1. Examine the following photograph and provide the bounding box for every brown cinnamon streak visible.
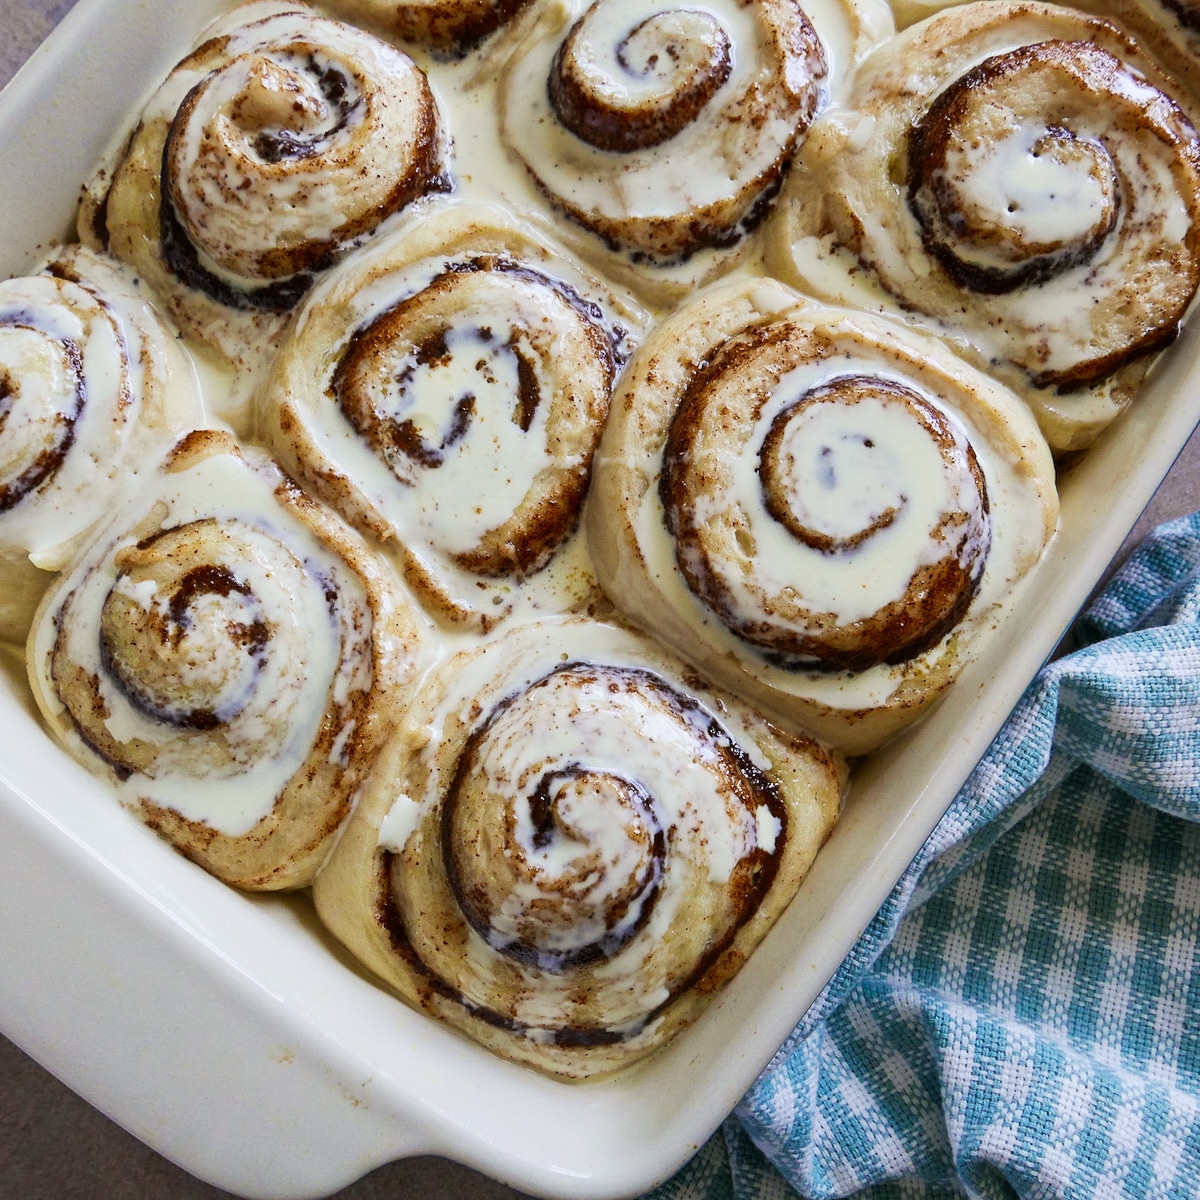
[0,321,84,512]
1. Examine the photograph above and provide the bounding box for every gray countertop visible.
[1,3,1198,1197]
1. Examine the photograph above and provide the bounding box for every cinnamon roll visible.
[320,0,535,55]
[0,248,203,644]
[588,278,1059,756]
[499,0,891,301]
[26,429,426,890]
[768,1,1200,452]
[260,205,640,632]
[313,616,844,1078]
[84,1,448,366]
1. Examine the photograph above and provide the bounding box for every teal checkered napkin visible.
[649,511,1200,1200]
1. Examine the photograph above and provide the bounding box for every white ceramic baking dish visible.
[2,2,1199,1198]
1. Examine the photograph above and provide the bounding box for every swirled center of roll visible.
[550,4,734,152]
[907,42,1129,294]
[241,53,354,162]
[759,381,920,555]
[661,326,993,671]
[504,0,826,259]
[101,539,270,731]
[65,515,324,781]
[167,46,362,280]
[451,762,665,970]
[161,13,444,301]
[436,661,779,985]
[334,290,540,492]
[0,316,85,512]
[330,257,613,579]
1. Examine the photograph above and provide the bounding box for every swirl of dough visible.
[769,1,1200,452]
[0,248,202,644]
[27,429,427,890]
[322,0,534,54]
[501,0,828,266]
[263,206,637,631]
[312,617,844,1078]
[588,278,1059,755]
[91,4,448,363]
[549,6,735,152]
[661,359,991,672]
[905,45,1127,297]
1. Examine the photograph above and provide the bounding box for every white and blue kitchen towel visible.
[648,511,1200,1200]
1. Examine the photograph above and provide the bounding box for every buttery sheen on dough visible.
[768,0,1200,452]
[588,278,1059,755]
[27,429,427,890]
[313,616,845,1079]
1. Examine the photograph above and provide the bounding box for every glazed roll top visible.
[313,617,844,1078]
[162,9,443,293]
[27,429,426,890]
[0,248,202,642]
[95,2,448,360]
[661,335,991,672]
[501,0,829,262]
[263,207,635,631]
[588,278,1059,755]
[770,1,1200,451]
[904,36,1199,388]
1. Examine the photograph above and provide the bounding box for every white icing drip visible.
[328,718,356,766]
[755,803,781,854]
[378,791,423,852]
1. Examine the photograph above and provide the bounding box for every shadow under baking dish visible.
[1,1,1199,1197]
